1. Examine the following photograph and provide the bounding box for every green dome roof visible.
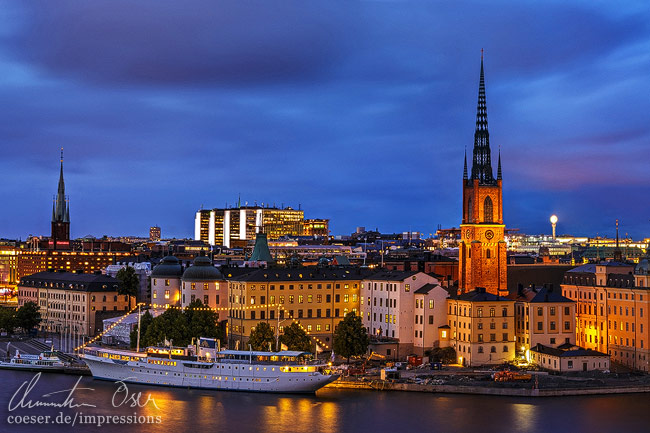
[151,255,182,278]
[635,259,649,275]
[182,255,222,281]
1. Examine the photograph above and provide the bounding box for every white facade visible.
[151,276,181,308]
[361,271,445,353]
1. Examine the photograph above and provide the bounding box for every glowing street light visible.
[550,215,558,240]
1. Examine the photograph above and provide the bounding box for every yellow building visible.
[561,261,649,371]
[18,270,133,337]
[446,288,515,366]
[227,267,372,349]
[511,285,576,359]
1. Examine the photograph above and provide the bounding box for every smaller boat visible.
[0,350,67,372]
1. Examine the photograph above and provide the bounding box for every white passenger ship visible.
[0,350,67,372]
[80,338,338,393]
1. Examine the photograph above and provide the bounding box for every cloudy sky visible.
[0,0,648,240]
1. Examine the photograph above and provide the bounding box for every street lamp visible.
[550,215,558,241]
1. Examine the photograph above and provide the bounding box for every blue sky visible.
[0,1,648,239]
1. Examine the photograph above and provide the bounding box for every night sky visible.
[1,1,648,240]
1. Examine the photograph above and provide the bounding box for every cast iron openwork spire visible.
[470,50,495,185]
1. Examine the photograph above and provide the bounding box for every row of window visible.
[450,305,509,317]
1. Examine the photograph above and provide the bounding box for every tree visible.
[15,301,41,333]
[427,347,457,364]
[248,322,275,351]
[0,307,16,334]
[143,308,188,347]
[333,312,369,363]
[116,266,139,301]
[185,299,222,342]
[280,322,312,352]
[130,311,154,349]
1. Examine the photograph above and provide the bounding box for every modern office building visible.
[194,205,308,248]
[149,226,161,241]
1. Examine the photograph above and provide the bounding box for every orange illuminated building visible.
[458,54,507,296]
[561,261,649,371]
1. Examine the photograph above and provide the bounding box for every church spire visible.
[497,147,502,180]
[463,147,468,180]
[470,50,495,184]
[53,147,67,222]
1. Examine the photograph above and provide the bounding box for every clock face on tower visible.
[485,230,494,240]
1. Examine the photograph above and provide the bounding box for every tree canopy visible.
[280,322,312,353]
[248,322,275,351]
[15,301,41,333]
[333,311,369,363]
[116,266,139,300]
[130,300,222,349]
[0,307,17,334]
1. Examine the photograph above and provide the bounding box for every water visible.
[0,370,648,433]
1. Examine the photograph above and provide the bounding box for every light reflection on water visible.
[0,371,647,433]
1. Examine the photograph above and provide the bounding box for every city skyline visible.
[0,1,649,239]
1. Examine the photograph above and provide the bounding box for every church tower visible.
[51,148,70,249]
[458,53,507,296]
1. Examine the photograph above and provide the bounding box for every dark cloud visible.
[0,1,648,239]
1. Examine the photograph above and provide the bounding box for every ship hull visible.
[82,355,338,394]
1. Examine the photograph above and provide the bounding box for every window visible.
[405,284,410,292]
[564,306,570,315]
[564,321,570,331]
[204,295,209,304]
[191,283,196,290]
[289,295,294,304]
[298,295,304,304]
[550,307,556,316]
[490,346,496,353]
[477,322,483,330]
[502,308,507,317]
[477,308,483,317]
[478,334,484,342]
[279,296,285,304]
[490,334,496,342]
[484,196,493,223]
[478,346,484,353]
[317,294,322,303]
[429,300,434,309]
[344,294,349,302]
[550,321,556,331]
[489,308,495,317]
[153,292,157,299]
[568,360,573,369]
[429,315,433,325]
[537,307,543,316]
[164,290,170,299]
[502,333,508,341]
[502,346,508,353]
[250,296,256,305]
[165,279,170,286]
[537,322,543,331]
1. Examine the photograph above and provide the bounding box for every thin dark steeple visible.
[497,147,502,180]
[470,49,495,185]
[53,148,67,223]
[463,147,468,180]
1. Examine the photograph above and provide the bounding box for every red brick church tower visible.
[51,148,70,249]
[458,54,507,296]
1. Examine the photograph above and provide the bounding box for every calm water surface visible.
[0,370,648,433]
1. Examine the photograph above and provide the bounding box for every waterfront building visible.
[446,288,516,366]
[194,205,306,248]
[149,226,161,241]
[150,255,182,308]
[227,267,373,349]
[181,255,227,316]
[529,344,610,372]
[17,270,132,336]
[0,243,18,292]
[510,285,576,359]
[561,261,649,371]
[458,54,507,296]
[360,271,448,356]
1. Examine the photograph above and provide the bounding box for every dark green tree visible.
[280,322,312,352]
[143,308,189,347]
[130,311,154,349]
[0,307,16,334]
[15,301,41,333]
[333,312,369,363]
[426,347,457,364]
[185,299,222,342]
[116,266,139,301]
[248,322,275,351]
